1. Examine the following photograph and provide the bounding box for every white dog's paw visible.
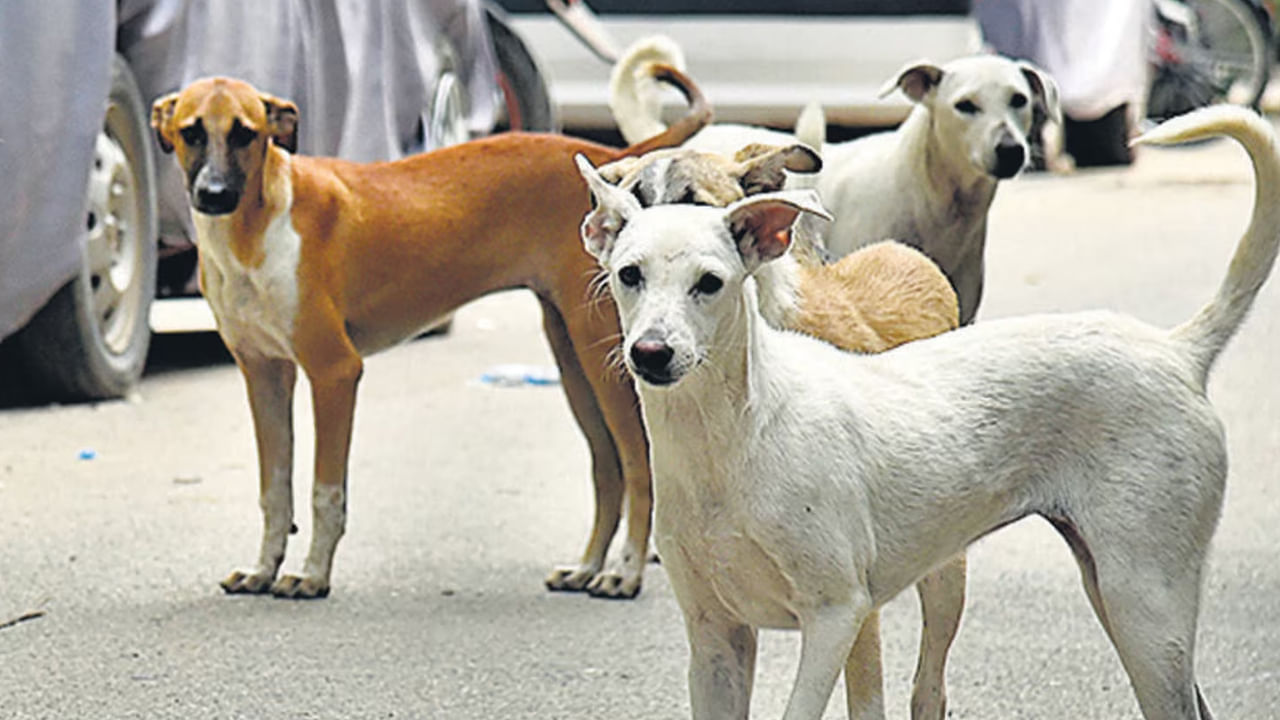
[220,568,276,595]
[270,573,330,600]
[586,570,642,600]
[544,564,598,593]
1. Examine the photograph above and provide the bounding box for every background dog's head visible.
[885,55,1060,180]
[577,154,829,388]
[151,77,298,216]
[598,144,822,208]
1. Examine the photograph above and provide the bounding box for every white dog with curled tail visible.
[574,103,1278,720]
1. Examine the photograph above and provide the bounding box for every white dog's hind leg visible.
[910,556,967,720]
[1053,514,1211,719]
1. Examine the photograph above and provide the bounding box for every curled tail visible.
[609,35,688,145]
[614,63,711,158]
[1135,105,1280,380]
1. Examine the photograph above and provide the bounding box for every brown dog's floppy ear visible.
[881,61,944,103]
[260,93,299,153]
[151,92,180,154]
[733,143,822,196]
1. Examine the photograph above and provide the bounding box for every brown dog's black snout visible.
[630,337,676,385]
[194,182,241,216]
[993,136,1026,179]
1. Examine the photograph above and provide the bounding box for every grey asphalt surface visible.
[2,131,1279,719]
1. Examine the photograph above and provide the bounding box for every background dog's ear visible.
[724,190,831,269]
[150,93,179,154]
[260,93,299,153]
[1017,61,1062,125]
[575,154,642,260]
[596,156,643,185]
[733,144,822,196]
[882,61,944,103]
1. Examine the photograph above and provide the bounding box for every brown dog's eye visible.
[179,122,206,146]
[1010,92,1028,109]
[228,121,257,149]
[954,100,980,115]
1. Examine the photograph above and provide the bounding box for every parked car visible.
[0,0,551,403]
[495,0,981,132]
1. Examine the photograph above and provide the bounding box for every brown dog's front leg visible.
[272,341,363,600]
[222,355,297,595]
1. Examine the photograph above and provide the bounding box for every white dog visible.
[610,37,1060,324]
[575,104,1276,719]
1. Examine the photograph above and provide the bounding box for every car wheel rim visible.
[85,103,146,357]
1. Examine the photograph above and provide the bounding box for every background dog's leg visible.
[558,292,652,599]
[539,299,624,593]
[221,356,297,594]
[910,555,967,720]
[785,597,872,720]
[843,611,886,720]
[273,332,363,600]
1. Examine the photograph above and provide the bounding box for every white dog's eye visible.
[618,265,643,288]
[692,272,723,296]
[954,99,980,115]
[1010,92,1028,109]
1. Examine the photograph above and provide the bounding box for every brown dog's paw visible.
[269,574,330,600]
[544,564,598,593]
[220,569,275,595]
[586,571,641,600]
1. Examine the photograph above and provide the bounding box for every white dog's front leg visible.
[783,597,872,720]
[687,612,757,720]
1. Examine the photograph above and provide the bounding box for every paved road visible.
[1,132,1278,719]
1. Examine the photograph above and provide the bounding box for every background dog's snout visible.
[630,339,675,380]
[993,137,1026,178]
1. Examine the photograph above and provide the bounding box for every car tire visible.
[485,3,557,132]
[11,54,158,401]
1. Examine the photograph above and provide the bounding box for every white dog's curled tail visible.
[610,35,687,145]
[1136,105,1280,380]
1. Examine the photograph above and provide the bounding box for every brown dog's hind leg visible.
[556,292,652,599]
[539,298,627,593]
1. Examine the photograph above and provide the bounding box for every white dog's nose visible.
[630,338,675,385]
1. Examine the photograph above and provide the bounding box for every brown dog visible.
[597,144,965,719]
[150,69,709,599]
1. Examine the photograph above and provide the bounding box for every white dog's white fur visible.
[576,104,1278,720]
[610,37,1060,325]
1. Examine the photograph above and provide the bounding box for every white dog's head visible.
[576,154,830,388]
[884,55,1060,180]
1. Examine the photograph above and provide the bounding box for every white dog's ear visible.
[576,153,642,260]
[724,190,832,269]
[1017,61,1062,125]
[881,61,944,102]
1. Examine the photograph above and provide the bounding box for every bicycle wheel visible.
[1187,0,1271,108]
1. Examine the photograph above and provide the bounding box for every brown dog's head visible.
[597,143,821,209]
[151,77,298,216]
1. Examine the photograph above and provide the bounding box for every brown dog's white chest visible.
[194,207,302,360]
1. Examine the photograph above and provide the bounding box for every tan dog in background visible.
[597,144,964,718]
[150,70,709,599]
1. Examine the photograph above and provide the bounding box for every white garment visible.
[976,0,1151,120]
